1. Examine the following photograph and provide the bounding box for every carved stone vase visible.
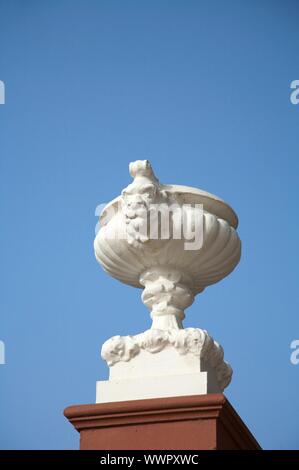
[94,160,241,402]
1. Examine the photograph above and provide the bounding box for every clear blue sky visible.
[1,0,299,450]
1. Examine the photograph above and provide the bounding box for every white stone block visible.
[96,370,221,403]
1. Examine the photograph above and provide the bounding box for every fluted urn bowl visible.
[94,160,241,329]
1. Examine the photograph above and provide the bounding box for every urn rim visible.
[100,183,238,229]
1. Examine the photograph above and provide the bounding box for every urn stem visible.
[139,267,194,331]
[151,314,184,330]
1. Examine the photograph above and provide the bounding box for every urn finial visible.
[129,159,159,182]
[94,160,241,403]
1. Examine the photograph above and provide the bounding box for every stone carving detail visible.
[101,335,139,366]
[140,267,194,329]
[135,329,169,353]
[170,328,207,356]
[101,328,232,391]
[121,160,167,248]
[94,159,241,304]
[95,160,241,396]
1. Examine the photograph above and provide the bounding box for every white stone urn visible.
[94,160,241,403]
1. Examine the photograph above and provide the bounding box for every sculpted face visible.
[121,180,159,246]
[185,329,205,355]
[122,182,157,210]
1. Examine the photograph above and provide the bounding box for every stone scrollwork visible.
[170,328,207,356]
[136,329,169,353]
[101,328,232,391]
[101,335,139,367]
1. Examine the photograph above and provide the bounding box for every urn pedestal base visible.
[96,371,220,403]
[64,394,261,450]
[99,328,232,403]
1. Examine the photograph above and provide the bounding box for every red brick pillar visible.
[64,394,261,450]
